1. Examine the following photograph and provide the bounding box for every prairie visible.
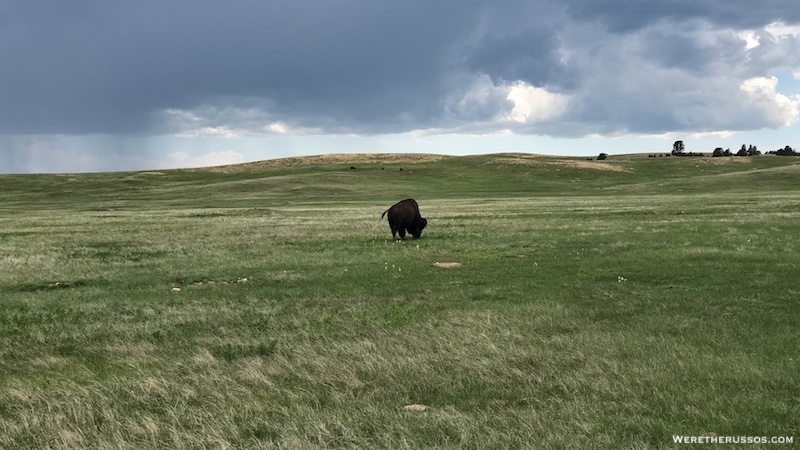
[0,153,798,449]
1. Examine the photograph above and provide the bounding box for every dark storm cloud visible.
[564,0,800,32]
[1,0,799,139]
[1,0,480,134]
[462,26,579,91]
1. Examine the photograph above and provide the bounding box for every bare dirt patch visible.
[550,160,631,172]
[492,154,630,172]
[307,153,448,164]
[434,262,462,269]
[124,171,167,180]
[490,154,547,166]
[702,157,753,165]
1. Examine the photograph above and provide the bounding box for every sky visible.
[2,0,800,174]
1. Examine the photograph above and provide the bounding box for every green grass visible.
[0,153,798,448]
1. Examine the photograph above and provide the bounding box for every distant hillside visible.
[1,153,799,211]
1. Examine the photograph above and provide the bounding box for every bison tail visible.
[381,209,389,219]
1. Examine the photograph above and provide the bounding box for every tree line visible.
[671,141,799,157]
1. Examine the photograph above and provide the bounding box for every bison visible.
[381,198,427,240]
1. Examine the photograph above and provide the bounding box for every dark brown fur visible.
[381,198,427,240]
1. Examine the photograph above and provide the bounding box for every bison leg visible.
[389,220,401,240]
[398,228,407,240]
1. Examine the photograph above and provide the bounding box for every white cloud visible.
[175,126,247,138]
[163,108,202,124]
[614,130,739,141]
[266,122,289,134]
[739,31,760,50]
[161,106,271,137]
[505,82,570,124]
[441,75,570,133]
[765,22,800,39]
[740,76,800,126]
[159,105,328,138]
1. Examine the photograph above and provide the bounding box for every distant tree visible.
[712,147,725,157]
[672,141,685,155]
[775,145,798,156]
[724,148,732,156]
[597,153,608,160]
[736,145,748,156]
[748,145,760,156]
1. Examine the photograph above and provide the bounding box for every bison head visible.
[411,217,428,239]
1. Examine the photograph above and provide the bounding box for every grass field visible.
[0,153,798,449]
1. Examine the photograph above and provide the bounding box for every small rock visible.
[403,404,428,412]
[171,287,181,293]
[433,262,461,269]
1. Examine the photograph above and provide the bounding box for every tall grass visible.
[1,155,798,448]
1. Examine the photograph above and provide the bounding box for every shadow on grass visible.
[4,278,109,293]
